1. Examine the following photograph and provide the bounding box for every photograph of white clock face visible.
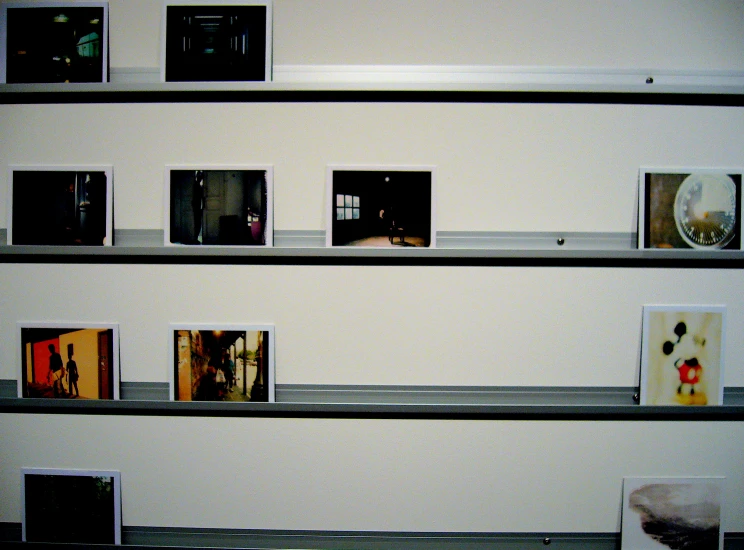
[639,169,742,250]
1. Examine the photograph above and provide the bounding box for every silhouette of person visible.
[47,344,65,397]
[66,350,79,398]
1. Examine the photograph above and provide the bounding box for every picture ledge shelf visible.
[0,230,742,267]
[1,382,743,420]
[2,66,744,104]
[0,524,741,550]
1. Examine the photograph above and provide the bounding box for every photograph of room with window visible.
[327,167,435,247]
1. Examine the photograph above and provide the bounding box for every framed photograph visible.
[22,467,121,544]
[0,2,108,84]
[639,306,725,406]
[326,165,436,247]
[161,0,272,82]
[7,165,113,246]
[169,324,275,402]
[18,322,120,399]
[621,476,724,550]
[164,165,273,246]
[638,168,742,250]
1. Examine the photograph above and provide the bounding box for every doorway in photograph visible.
[168,168,271,245]
[171,326,274,402]
[19,325,118,399]
[163,2,270,82]
[328,167,435,247]
[3,3,107,83]
[22,468,121,544]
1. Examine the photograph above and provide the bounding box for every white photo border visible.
[639,304,726,406]
[17,321,121,399]
[160,0,273,83]
[0,1,109,84]
[325,164,437,248]
[168,322,275,402]
[21,467,122,544]
[621,476,724,550]
[7,164,114,246]
[163,164,274,247]
[637,166,743,250]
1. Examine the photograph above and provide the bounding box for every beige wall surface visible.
[1,415,743,533]
[0,264,742,387]
[8,0,744,69]
[1,0,743,538]
[1,102,743,232]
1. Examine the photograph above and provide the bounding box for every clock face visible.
[673,173,738,249]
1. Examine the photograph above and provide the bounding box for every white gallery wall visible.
[1,0,744,536]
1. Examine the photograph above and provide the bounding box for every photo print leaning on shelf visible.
[0,2,109,84]
[8,166,113,246]
[165,166,273,246]
[22,468,121,544]
[162,0,272,82]
[621,476,724,550]
[639,306,725,406]
[18,323,120,399]
[638,168,742,250]
[170,324,275,402]
[326,166,436,247]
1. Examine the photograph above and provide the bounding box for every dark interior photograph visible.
[164,4,268,81]
[24,473,117,544]
[169,169,269,245]
[331,169,433,247]
[5,5,105,83]
[12,170,109,246]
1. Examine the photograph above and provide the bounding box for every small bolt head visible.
[557,238,565,246]
[646,76,654,84]
[543,537,552,545]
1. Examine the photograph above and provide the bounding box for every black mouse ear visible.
[674,322,687,338]
[663,341,675,355]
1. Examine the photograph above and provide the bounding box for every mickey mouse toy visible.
[662,321,707,405]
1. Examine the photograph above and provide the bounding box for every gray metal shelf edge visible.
[1,80,744,105]
[1,230,743,267]
[2,398,743,420]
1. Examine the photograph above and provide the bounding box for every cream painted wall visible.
[2,102,743,232]
[1,415,743,532]
[0,264,743,387]
[1,0,743,537]
[9,0,744,70]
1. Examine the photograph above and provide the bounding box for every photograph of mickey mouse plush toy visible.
[662,321,707,405]
[640,306,725,406]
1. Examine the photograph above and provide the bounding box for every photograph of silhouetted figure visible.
[20,326,117,400]
[328,168,435,247]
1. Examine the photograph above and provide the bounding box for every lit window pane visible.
[336,207,345,220]
[336,194,344,207]
[345,207,352,219]
[352,208,360,219]
[353,196,360,207]
[345,195,353,207]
